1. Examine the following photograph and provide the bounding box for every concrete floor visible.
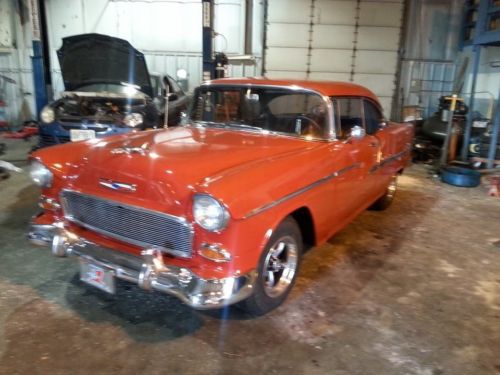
[0,137,499,375]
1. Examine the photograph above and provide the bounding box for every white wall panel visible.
[355,51,398,74]
[266,48,309,72]
[358,2,403,27]
[0,0,36,125]
[310,49,352,72]
[312,25,355,49]
[314,1,357,25]
[352,74,394,97]
[267,24,310,48]
[0,0,14,49]
[266,70,308,80]
[309,72,351,81]
[267,0,311,23]
[265,0,404,117]
[357,27,400,51]
[376,97,393,115]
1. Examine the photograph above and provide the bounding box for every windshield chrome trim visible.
[189,83,336,141]
[242,162,360,219]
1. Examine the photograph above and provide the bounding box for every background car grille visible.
[61,191,193,257]
[60,122,112,133]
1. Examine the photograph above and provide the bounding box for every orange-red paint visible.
[31,79,413,280]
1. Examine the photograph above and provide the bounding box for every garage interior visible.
[0,0,499,374]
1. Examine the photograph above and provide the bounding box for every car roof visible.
[204,77,380,105]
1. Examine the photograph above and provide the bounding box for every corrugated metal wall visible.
[264,0,404,117]
[396,0,463,119]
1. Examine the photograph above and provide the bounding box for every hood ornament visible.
[99,178,137,192]
[111,142,150,156]
[110,147,148,155]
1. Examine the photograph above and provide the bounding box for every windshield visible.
[190,86,329,138]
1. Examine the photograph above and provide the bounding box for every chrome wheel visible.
[386,175,398,200]
[370,174,398,211]
[262,235,299,298]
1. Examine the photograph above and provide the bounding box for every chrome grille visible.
[60,190,193,257]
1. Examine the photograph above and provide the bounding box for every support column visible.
[30,0,47,117]
[202,0,214,81]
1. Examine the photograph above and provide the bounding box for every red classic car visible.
[28,78,413,315]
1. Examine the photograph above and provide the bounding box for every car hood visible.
[57,33,153,97]
[36,127,323,218]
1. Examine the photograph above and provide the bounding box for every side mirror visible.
[350,125,366,139]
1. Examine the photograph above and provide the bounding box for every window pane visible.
[364,101,383,135]
[191,88,328,138]
[335,98,363,139]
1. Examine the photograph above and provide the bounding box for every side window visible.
[335,98,363,139]
[364,100,384,135]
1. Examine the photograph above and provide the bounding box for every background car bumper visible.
[38,122,134,148]
[28,223,256,309]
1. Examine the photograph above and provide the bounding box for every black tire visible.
[370,175,398,211]
[238,217,302,316]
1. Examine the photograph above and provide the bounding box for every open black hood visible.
[57,33,153,97]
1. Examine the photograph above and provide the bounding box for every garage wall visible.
[264,0,404,117]
[0,0,37,126]
[396,0,463,120]
[44,0,263,98]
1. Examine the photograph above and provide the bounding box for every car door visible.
[363,99,394,197]
[330,97,380,222]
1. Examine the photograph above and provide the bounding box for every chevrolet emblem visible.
[99,178,137,192]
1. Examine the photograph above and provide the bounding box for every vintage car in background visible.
[37,33,189,148]
[28,78,413,315]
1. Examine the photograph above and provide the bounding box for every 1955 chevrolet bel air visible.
[28,78,413,315]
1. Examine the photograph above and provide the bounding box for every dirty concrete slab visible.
[0,139,499,375]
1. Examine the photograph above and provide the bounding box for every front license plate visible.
[79,259,116,294]
[70,129,96,142]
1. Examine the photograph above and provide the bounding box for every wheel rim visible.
[386,175,398,200]
[262,235,299,298]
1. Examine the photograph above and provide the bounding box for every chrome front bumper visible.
[28,223,256,309]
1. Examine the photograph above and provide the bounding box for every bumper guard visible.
[28,223,255,309]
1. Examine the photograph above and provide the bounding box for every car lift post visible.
[30,0,48,118]
[202,0,215,81]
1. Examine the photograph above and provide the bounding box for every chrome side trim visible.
[242,163,360,219]
[369,149,409,174]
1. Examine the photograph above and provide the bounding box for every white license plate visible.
[79,259,116,294]
[70,129,96,142]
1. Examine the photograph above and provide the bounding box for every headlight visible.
[193,194,229,232]
[29,160,53,187]
[40,106,55,124]
[124,113,143,127]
